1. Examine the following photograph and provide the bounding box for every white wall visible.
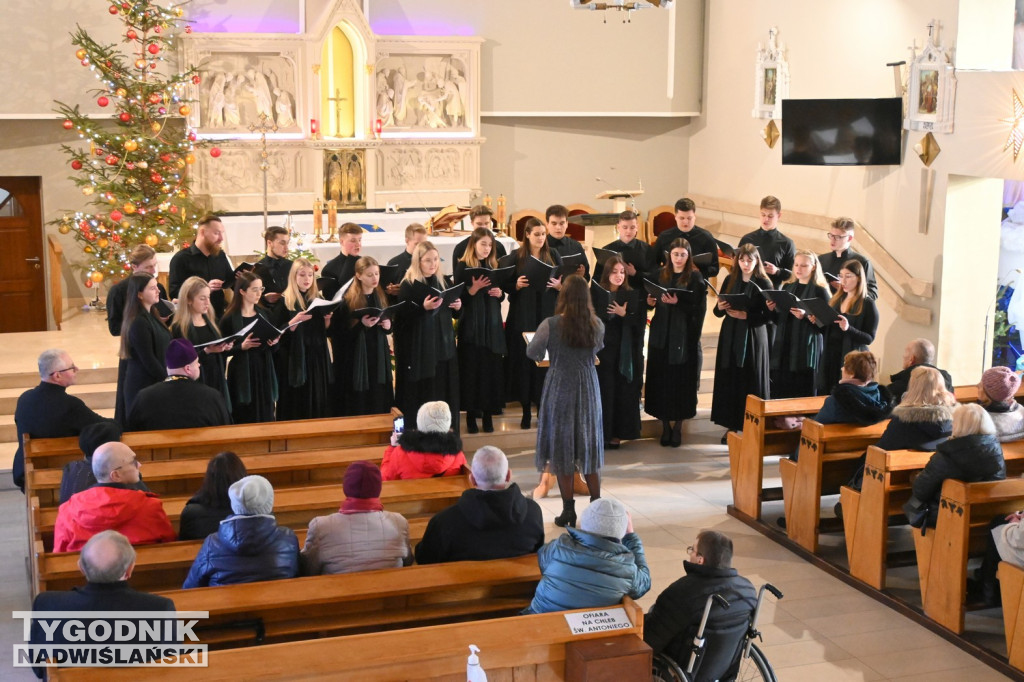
[687,0,1020,379]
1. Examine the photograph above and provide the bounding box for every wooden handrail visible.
[47,235,63,331]
[685,194,933,325]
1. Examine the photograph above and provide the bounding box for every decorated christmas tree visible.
[54,0,214,292]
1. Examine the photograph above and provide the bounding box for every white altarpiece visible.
[178,0,483,215]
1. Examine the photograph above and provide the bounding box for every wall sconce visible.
[310,118,319,139]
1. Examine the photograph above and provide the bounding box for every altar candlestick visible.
[327,200,338,242]
[312,198,324,243]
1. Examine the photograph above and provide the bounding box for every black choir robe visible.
[173,323,231,412]
[271,298,333,421]
[818,248,879,300]
[768,282,830,399]
[711,274,773,431]
[454,261,507,415]
[332,291,395,416]
[818,296,879,394]
[120,310,172,424]
[653,225,721,280]
[394,275,460,434]
[597,287,645,440]
[547,234,590,280]
[220,308,279,423]
[644,270,707,423]
[738,228,796,288]
[595,239,655,291]
[503,252,561,409]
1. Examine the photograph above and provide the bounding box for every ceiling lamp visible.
[570,0,674,12]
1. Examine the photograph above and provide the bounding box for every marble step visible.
[0,382,118,414]
[0,366,117,391]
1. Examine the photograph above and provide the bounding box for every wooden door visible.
[0,177,47,332]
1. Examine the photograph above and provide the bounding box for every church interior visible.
[3,0,1024,679]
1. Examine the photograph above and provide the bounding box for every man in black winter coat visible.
[644,531,757,670]
[415,446,544,564]
[14,349,105,493]
[886,338,954,406]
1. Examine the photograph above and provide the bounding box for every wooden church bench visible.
[778,419,889,552]
[728,394,828,520]
[914,477,1024,633]
[35,475,469,553]
[48,598,646,681]
[998,561,1024,673]
[155,555,541,648]
[28,443,387,508]
[841,441,1024,590]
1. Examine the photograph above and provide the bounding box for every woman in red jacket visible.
[381,401,467,480]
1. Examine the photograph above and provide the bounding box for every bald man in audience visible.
[53,443,176,553]
[13,349,104,493]
[29,531,177,679]
[415,446,544,564]
[886,338,954,405]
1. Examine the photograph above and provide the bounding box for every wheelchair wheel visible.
[735,643,776,682]
[651,652,689,681]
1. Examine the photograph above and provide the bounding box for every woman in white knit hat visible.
[380,401,467,480]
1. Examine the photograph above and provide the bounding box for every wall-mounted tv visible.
[781,98,903,166]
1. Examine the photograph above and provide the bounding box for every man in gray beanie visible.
[183,475,299,588]
[524,498,650,614]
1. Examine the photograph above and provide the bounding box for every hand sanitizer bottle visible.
[467,644,488,682]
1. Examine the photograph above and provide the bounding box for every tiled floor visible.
[0,310,1016,680]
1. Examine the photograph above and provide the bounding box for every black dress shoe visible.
[482,413,494,433]
[660,430,671,447]
[605,441,620,450]
[670,431,682,448]
[721,432,729,445]
[520,412,532,429]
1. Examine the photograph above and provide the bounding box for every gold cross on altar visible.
[327,89,348,137]
[248,113,279,231]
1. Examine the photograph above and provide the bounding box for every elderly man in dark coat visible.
[126,338,231,432]
[415,446,543,564]
[29,530,177,679]
[13,349,104,493]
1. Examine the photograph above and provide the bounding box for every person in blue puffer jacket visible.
[524,498,650,614]
[183,475,300,588]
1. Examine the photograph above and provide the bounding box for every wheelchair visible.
[651,583,783,682]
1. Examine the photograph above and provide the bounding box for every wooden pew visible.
[727,384,1004,523]
[728,394,826,520]
[28,444,386,508]
[32,476,466,595]
[23,411,398,474]
[34,476,468,551]
[778,419,889,552]
[48,599,646,681]
[998,561,1024,673]
[156,555,541,648]
[842,442,1024,590]
[914,477,1024,633]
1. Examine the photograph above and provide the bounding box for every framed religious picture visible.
[752,28,789,120]
[324,149,366,210]
[904,22,956,133]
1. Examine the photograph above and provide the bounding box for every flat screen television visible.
[781,98,903,166]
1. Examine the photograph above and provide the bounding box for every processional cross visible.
[327,89,349,137]
[248,113,279,231]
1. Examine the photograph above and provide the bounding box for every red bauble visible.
[109,209,123,222]
[105,154,118,165]
[209,147,221,158]
[182,241,191,248]
[150,173,163,184]
[123,263,131,271]
[81,59,90,66]
[70,160,82,170]
[112,234,121,243]
[185,26,192,34]
[160,154,171,163]
[108,5,118,14]
[158,218,166,225]
[187,131,196,141]
[149,93,162,104]
[191,75,200,85]
[149,62,157,70]
[85,279,93,288]
[169,205,178,213]
[313,264,320,272]
[105,61,111,68]
[121,1,129,8]
[119,112,131,123]
[97,96,109,107]
[126,29,137,40]
[158,107,166,115]
[154,26,162,34]
[147,44,159,55]
[62,119,74,130]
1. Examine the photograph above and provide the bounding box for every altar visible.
[180,2,485,216]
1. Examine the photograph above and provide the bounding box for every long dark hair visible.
[829,258,866,315]
[517,217,554,267]
[659,238,696,285]
[119,273,156,359]
[460,227,498,268]
[192,451,247,509]
[222,270,263,319]
[343,256,388,309]
[726,243,769,294]
[555,274,600,348]
[599,255,632,291]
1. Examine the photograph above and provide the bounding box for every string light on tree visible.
[53,0,218,291]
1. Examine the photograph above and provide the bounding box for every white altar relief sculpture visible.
[375,41,479,134]
[191,51,301,133]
